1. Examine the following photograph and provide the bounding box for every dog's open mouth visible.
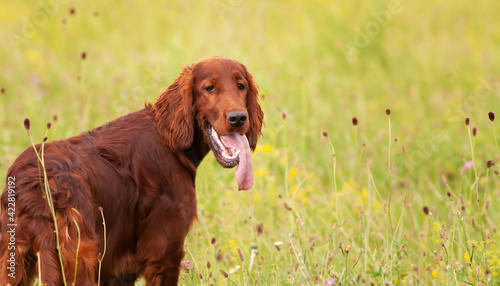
[206,121,253,190]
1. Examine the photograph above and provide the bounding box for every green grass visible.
[1,0,500,284]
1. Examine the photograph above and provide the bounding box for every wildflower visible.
[386,109,391,115]
[206,261,210,269]
[423,206,430,215]
[1,87,4,93]
[81,52,86,60]
[352,117,358,126]
[211,237,216,244]
[262,145,273,152]
[69,8,75,15]
[463,161,474,170]
[447,192,451,197]
[322,131,328,137]
[43,137,47,142]
[489,112,495,122]
[473,127,477,136]
[250,242,258,250]
[47,122,51,129]
[495,170,499,176]
[465,118,470,125]
[282,113,286,119]
[325,277,337,286]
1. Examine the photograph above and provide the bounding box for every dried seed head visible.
[472,127,477,136]
[237,248,244,261]
[206,261,211,269]
[47,122,51,130]
[199,273,203,279]
[211,237,216,244]
[386,109,391,115]
[447,192,451,197]
[472,218,476,228]
[345,245,351,253]
[487,160,495,168]
[81,52,86,60]
[43,137,48,142]
[489,112,495,122]
[24,118,30,131]
[220,269,228,278]
[69,8,75,14]
[283,202,292,211]
[423,206,430,215]
[465,118,470,125]
[352,117,358,126]
[1,87,4,93]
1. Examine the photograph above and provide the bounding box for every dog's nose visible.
[227,111,247,128]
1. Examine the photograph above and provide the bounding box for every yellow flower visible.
[229,240,238,254]
[433,222,440,232]
[432,269,437,278]
[262,145,273,152]
[465,252,470,261]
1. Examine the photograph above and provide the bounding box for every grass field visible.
[1,0,500,285]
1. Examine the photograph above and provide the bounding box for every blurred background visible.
[1,0,500,284]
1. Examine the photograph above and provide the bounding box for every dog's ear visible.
[153,66,194,151]
[242,66,264,151]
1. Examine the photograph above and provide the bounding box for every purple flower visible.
[463,161,474,170]
[325,277,337,286]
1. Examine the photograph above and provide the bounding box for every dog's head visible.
[152,56,264,190]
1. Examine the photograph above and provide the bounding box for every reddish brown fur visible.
[0,57,263,285]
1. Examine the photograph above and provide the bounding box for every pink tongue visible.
[220,134,253,190]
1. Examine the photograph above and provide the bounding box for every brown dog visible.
[0,56,263,285]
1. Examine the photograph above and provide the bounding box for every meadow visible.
[1,0,500,285]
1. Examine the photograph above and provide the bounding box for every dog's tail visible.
[0,172,98,285]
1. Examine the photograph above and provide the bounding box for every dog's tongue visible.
[220,133,253,190]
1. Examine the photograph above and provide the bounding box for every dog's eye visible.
[237,83,245,90]
[204,85,216,92]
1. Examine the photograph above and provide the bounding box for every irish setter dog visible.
[0,56,263,285]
